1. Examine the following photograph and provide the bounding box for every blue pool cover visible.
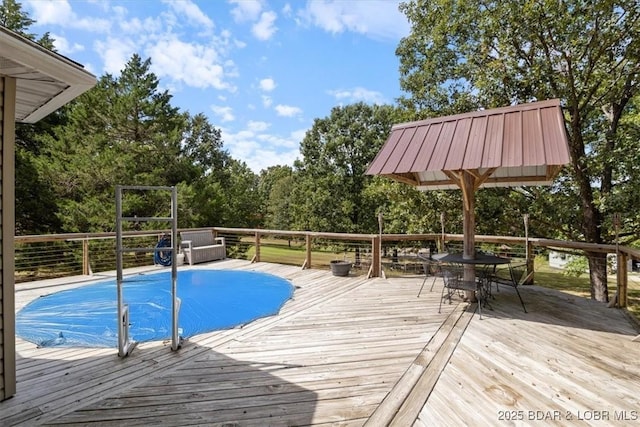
[16,269,295,348]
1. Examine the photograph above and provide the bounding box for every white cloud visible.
[228,0,277,41]
[229,0,264,22]
[164,0,214,30]
[252,11,278,40]
[262,95,273,108]
[329,87,387,104]
[247,120,270,132]
[51,33,84,55]
[211,105,235,122]
[119,16,164,35]
[290,128,308,143]
[79,3,238,92]
[146,35,236,91]
[257,132,301,150]
[95,37,137,75]
[221,124,304,173]
[233,38,247,49]
[26,0,111,32]
[118,17,143,34]
[298,0,409,41]
[259,78,276,92]
[213,33,242,58]
[26,0,73,23]
[275,104,302,117]
[245,148,299,173]
[111,6,127,16]
[282,3,293,17]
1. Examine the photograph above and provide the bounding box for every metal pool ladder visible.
[115,185,180,357]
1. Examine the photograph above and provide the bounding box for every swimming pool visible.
[16,269,295,348]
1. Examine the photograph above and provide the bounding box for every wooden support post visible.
[525,241,534,285]
[253,231,260,263]
[462,172,476,300]
[370,236,381,278]
[439,212,445,252]
[82,239,90,275]
[611,214,626,308]
[617,252,628,308]
[2,76,17,399]
[304,234,312,270]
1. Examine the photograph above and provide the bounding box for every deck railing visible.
[14,227,640,308]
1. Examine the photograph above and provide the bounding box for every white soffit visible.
[0,26,96,123]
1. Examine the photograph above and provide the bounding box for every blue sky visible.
[24,0,410,173]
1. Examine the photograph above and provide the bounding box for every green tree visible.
[293,103,398,233]
[1,0,32,32]
[224,160,262,228]
[267,175,295,231]
[397,0,640,302]
[362,176,463,250]
[21,50,253,233]
[182,113,226,176]
[15,149,62,233]
[38,55,191,231]
[2,0,64,233]
[0,0,53,48]
[610,96,640,247]
[184,156,262,229]
[260,166,295,231]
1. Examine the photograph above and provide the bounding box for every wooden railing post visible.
[304,234,312,269]
[253,231,260,263]
[370,236,381,278]
[617,252,628,307]
[82,238,90,275]
[525,241,534,285]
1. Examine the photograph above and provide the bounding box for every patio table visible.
[434,252,510,266]
[433,252,511,305]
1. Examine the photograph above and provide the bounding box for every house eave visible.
[0,26,96,123]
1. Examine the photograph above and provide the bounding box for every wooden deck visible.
[2,260,639,426]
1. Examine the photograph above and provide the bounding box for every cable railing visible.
[14,227,640,310]
[15,232,164,282]
[215,228,378,275]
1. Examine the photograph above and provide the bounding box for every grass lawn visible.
[535,258,640,324]
[243,240,360,268]
[242,240,640,324]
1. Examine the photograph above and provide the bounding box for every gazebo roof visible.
[366,99,571,190]
[0,26,96,123]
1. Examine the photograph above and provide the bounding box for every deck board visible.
[2,260,639,426]
[417,283,640,426]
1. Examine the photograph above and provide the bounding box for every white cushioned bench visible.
[180,231,226,265]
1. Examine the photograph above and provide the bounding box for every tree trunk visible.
[568,109,608,302]
[587,252,608,302]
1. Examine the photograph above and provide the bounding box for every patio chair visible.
[490,262,529,312]
[417,256,445,297]
[438,264,487,319]
[475,263,498,299]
